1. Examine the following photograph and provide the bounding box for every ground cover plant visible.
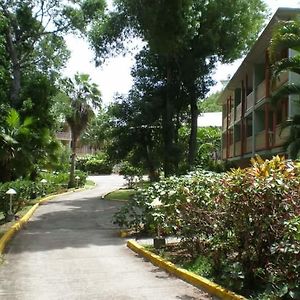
[0,170,87,221]
[114,156,300,299]
[104,189,136,201]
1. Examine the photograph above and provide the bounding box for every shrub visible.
[0,171,87,220]
[119,162,143,188]
[113,169,222,240]
[0,180,37,219]
[76,154,112,174]
[114,156,300,298]
[216,156,300,295]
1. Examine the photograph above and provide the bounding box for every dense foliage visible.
[270,18,300,159]
[114,156,300,299]
[0,1,105,183]
[199,92,222,113]
[0,170,87,220]
[76,153,112,175]
[90,0,267,174]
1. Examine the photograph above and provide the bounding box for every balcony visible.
[246,92,254,111]
[56,131,71,141]
[274,71,288,90]
[255,130,266,151]
[235,141,241,156]
[230,108,234,125]
[256,80,266,102]
[236,103,242,121]
[229,144,234,158]
[223,116,227,129]
[245,136,252,153]
[274,124,289,147]
[222,148,227,160]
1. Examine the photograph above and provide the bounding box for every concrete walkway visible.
[0,175,212,300]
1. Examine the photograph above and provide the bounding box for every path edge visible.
[0,188,85,254]
[127,240,247,300]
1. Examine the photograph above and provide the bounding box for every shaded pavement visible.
[0,175,213,300]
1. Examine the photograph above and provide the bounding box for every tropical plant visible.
[76,153,112,175]
[114,156,300,298]
[59,73,101,187]
[0,108,32,182]
[90,0,266,172]
[270,18,300,158]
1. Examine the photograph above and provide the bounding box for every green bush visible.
[0,180,36,218]
[216,156,300,296]
[76,154,112,174]
[0,171,87,220]
[119,162,143,188]
[114,156,300,298]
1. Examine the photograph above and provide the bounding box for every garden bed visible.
[104,189,136,201]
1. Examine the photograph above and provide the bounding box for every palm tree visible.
[269,18,300,159]
[0,108,32,182]
[61,73,101,187]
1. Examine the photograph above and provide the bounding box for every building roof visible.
[198,112,222,127]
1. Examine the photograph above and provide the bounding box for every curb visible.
[0,188,85,255]
[119,229,133,238]
[127,240,247,300]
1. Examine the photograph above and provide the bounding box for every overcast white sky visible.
[63,0,300,104]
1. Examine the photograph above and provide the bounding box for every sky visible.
[63,0,300,105]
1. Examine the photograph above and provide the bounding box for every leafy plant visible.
[119,162,143,188]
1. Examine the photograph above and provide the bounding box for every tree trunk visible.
[68,136,77,188]
[188,94,199,168]
[5,25,21,107]
[145,144,159,182]
[162,60,175,177]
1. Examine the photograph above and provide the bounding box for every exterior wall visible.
[55,127,98,156]
[221,52,294,163]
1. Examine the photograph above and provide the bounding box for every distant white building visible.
[197,112,222,127]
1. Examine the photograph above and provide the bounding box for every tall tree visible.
[90,0,267,174]
[59,73,101,187]
[0,0,106,107]
[270,18,300,158]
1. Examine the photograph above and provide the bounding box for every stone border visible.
[0,188,84,255]
[127,240,247,300]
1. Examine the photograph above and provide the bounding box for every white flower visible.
[169,190,176,196]
[150,197,163,208]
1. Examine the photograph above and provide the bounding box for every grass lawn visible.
[104,181,151,201]
[85,180,96,188]
[104,189,136,201]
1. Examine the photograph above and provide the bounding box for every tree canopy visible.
[90,0,267,175]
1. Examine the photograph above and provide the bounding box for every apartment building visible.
[55,124,97,156]
[220,8,300,166]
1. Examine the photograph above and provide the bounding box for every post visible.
[150,198,166,249]
[6,188,17,221]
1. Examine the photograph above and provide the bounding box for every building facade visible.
[220,8,300,166]
[55,124,97,156]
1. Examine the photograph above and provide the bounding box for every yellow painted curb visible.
[127,240,247,300]
[0,187,86,255]
[119,229,133,238]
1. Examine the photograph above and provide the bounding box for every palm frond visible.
[269,20,300,61]
[6,109,20,128]
[287,138,300,159]
[272,56,300,77]
[271,84,300,106]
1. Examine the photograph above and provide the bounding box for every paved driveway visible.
[0,175,212,300]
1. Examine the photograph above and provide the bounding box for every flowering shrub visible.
[215,156,300,296]
[114,156,300,298]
